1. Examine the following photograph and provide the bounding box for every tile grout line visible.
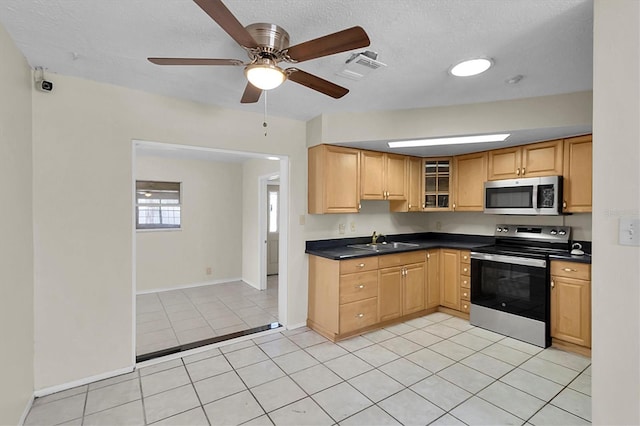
[180,356,212,426]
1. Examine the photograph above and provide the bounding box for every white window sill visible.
[136,227,182,233]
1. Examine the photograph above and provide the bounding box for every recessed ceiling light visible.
[450,58,493,77]
[388,133,510,148]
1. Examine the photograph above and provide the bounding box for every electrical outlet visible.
[206,267,212,275]
[350,222,356,232]
[338,223,346,234]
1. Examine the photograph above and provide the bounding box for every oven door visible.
[470,253,548,322]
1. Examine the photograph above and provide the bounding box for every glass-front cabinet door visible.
[423,158,452,210]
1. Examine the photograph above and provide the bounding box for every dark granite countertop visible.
[305,232,494,260]
[549,253,592,264]
[306,232,593,263]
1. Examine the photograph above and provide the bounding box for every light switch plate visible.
[619,217,640,246]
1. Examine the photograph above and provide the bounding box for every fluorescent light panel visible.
[388,133,510,148]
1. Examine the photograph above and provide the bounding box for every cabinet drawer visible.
[339,298,378,334]
[460,276,470,289]
[460,250,471,263]
[339,271,378,304]
[378,250,425,268]
[461,288,471,301]
[460,263,470,276]
[340,257,379,274]
[551,261,590,280]
[460,300,470,313]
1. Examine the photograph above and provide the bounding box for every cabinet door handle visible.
[356,313,364,318]
[427,253,430,259]
[453,203,456,210]
[408,203,412,209]
[357,263,365,268]
[356,284,365,289]
[563,268,577,272]
[522,167,525,176]
[358,203,362,210]
[563,201,567,209]
[551,280,555,289]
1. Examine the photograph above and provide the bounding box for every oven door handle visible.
[470,252,547,268]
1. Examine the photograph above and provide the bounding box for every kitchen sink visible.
[347,242,420,252]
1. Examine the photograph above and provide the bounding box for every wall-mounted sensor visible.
[34,66,54,92]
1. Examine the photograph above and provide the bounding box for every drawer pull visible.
[563,268,577,272]
[356,284,365,289]
[463,280,468,285]
[356,313,365,318]
[463,255,468,260]
[463,304,469,309]
[463,292,468,297]
[357,263,365,268]
[462,267,468,273]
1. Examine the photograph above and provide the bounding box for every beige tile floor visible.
[136,276,279,356]
[26,312,591,425]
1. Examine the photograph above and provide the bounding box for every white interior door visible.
[266,184,279,275]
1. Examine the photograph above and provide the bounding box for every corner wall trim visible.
[18,394,35,426]
[287,322,307,330]
[33,366,134,398]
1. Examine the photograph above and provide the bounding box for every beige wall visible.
[592,0,640,423]
[136,155,243,292]
[242,158,280,289]
[0,24,34,425]
[31,73,306,390]
[311,91,592,144]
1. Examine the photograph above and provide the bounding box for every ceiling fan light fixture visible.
[450,58,493,77]
[245,58,286,90]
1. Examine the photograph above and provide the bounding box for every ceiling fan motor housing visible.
[245,23,290,59]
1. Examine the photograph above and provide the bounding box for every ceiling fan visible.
[147,0,371,104]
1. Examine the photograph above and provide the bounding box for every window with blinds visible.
[136,181,181,230]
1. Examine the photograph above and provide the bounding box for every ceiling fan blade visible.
[241,82,262,103]
[148,57,244,66]
[286,68,349,99]
[286,26,370,63]
[193,0,258,49]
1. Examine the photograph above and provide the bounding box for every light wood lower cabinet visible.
[308,248,474,341]
[425,250,440,308]
[550,261,591,348]
[440,249,461,310]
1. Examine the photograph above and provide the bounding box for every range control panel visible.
[495,224,571,242]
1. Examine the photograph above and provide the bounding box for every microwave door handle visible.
[532,184,539,210]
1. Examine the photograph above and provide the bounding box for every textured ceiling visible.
[0,0,593,156]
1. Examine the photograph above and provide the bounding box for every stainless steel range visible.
[470,224,571,347]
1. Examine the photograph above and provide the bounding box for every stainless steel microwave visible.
[484,176,563,215]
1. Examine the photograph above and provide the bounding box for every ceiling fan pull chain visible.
[263,90,268,136]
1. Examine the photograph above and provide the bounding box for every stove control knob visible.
[496,227,502,232]
[550,229,558,235]
[502,227,509,233]
[558,229,567,235]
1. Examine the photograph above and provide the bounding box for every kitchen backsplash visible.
[304,202,592,242]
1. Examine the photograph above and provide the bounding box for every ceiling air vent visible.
[336,51,386,81]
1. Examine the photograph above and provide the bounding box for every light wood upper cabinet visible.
[551,261,591,347]
[563,135,592,213]
[453,152,487,211]
[425,249,440,309]
[308,145,360,214]
[487,140,563,180]
[360,150,408,201]
[423,158,452,210]
[407,157,423,212]
[440,249,460,310]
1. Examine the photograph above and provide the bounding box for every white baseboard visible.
[136,277,243,295]
[286,322,307,330]
[18,394,35,426]
[33,365,134,398]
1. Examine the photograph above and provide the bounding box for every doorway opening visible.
[132,141,288,362]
